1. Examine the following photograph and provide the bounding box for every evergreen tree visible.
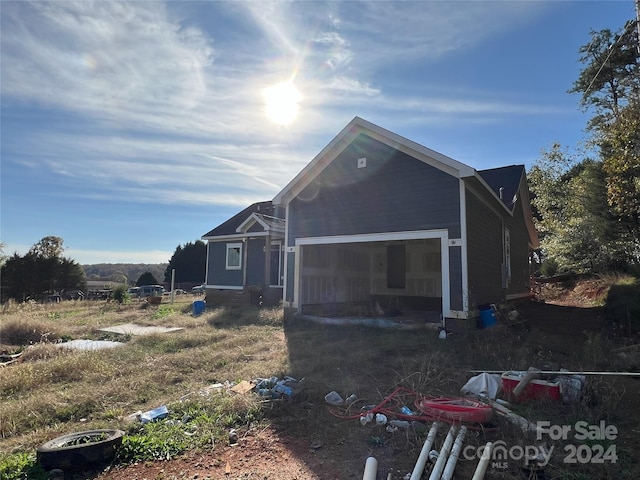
[164,241,206,283]
[0,237,86,301]
[136,271,159,286]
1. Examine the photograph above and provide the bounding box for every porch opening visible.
[299,238,442,324]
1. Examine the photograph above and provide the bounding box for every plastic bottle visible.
[400,406,415,416]
[389,420,411,429]
[274,384,293,396]
[324,391,344,405]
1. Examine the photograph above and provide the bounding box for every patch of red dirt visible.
[97,428,343,480]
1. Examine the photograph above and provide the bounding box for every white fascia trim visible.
[273,122,357,206]
[295,229,449,246]
[459,180,469,312]
[207,285,244,290]
[465,183,504,219]
[203,233,267,242]
[471,172,514,216]
[359,122,475,179]
[236,213,269,233]
[274,116,476,205]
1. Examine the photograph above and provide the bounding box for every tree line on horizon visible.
[0,238,206,302]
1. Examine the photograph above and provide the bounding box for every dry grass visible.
[0,298,289,456]
[1,292,638,479]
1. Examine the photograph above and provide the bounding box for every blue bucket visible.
[192,300,206,316]
[478,304,497,329]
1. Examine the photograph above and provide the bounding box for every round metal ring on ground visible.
[37,429,125,471]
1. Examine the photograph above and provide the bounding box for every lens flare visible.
[263,80,301,126]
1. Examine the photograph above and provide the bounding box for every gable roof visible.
[477,165,525,211]
[478,165,539,249]
[202,201,282,239]
[273,116,476,206]
[236,212,285,234]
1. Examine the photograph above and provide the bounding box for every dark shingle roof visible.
[202,201,280,238]
[477,165,524,210]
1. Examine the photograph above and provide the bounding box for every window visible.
[226,243,242,270]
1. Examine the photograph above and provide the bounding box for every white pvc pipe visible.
[441,425,467,480]
[410,422,441,480]
[471,442,493,480]
[428,425,458,480]
[362,456,377,480]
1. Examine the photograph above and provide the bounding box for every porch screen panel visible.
[386,245,406,289]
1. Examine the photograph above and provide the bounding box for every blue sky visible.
[1,1,635,265]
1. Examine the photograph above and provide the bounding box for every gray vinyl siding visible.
[288,134,461,244]
[465,186,504,307]
[246,238,265,286]
[448,246,463,310]
[207,241,243,286]
[504,186,532,296]
[285,252,295,302]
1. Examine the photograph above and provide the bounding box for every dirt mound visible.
[536,276,610,307]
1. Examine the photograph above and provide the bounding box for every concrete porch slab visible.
[99,323,183,336]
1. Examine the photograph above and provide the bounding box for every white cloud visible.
[66,248,171,265]
[1,1,214,116]
[1,0,565,249]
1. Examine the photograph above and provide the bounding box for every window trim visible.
[226,243,242,270]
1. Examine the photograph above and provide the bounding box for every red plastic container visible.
[501,371,561,402]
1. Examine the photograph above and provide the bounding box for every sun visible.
[263,80,301,126]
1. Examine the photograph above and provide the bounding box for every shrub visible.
[540,257,560,277]
[113,285,131,304]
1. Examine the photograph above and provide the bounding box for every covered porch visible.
[291,231,451,327]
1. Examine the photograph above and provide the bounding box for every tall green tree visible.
[566,19,640,267]
[164,240,206,283]
[0,237,86,301]
[600,99,640,256]
[529,145,624,272]
[569,21,639,131]
[28,235,65,259]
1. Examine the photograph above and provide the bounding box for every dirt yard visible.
[2,281,616,480]
[92,280,640,480]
